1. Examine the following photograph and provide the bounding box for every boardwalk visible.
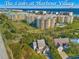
[0,34,9,59]
[57,47,69,59]
[58,51,69,59]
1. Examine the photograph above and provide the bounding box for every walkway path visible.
[57,47,69,59]
[0,34,9,59]
[58,51,69,59]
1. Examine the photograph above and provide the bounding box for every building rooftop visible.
[54,38,69,46]
[37,39,46,49]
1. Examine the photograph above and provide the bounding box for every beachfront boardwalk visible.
[57,46,69,59]
[58,51,69,59]
[0,34,9,59]
[57,47,69,59]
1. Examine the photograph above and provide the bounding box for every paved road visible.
[0,34,9,59]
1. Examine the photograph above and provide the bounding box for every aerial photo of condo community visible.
[0,9,79,59]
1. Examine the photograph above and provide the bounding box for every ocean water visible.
[22,8,79,15]
[1,8,79,16]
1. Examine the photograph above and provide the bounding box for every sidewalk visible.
[58,51,69,59]
[0,34,9,59]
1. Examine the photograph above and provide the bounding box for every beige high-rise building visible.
[44,18,51,29]
[50,18,56,28]
[40,19,45,29]
[56,12,73,24]
[0,11,74,29]
[7,12,27,21]
[26,13,36,24]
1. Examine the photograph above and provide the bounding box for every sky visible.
[0,0,79,8]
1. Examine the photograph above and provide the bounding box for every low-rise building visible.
[54,38,69,59]
[32,39,49,54]
[54,38,69,46]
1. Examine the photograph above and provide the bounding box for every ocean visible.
[22,8,79,16]
[0,8,79,16]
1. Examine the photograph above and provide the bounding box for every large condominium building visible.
[0,10,74,29]
[0,10,27,21]
[26,13,36,24]
[7,12,27,21]
[56,12,73,23]
[36,15,56,29]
